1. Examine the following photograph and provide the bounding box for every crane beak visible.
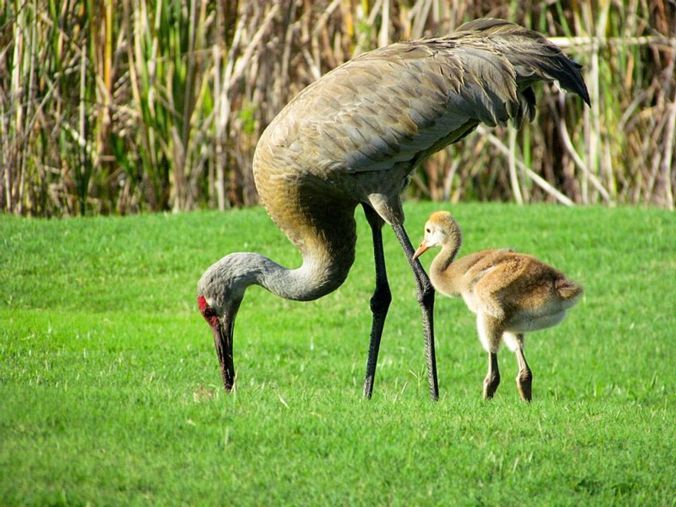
[210,319,235,392]
[198,295,236,391]
[413,241,429,260]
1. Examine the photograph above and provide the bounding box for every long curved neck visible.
[252,205,357,301]
[252,250,350,302]
[429,240,461,295]
[431,242,460,275]
[201,203,357,304]
[206,240,355,304]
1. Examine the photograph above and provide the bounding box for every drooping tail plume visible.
[458,18,591,106]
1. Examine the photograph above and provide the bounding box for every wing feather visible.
[262,19,588,175]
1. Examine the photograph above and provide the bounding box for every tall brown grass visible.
[1,0,674,216]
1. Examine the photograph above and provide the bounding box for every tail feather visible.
[458,18,591,106]
[555,278,584,301]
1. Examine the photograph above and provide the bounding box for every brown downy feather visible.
[555,278,584,300]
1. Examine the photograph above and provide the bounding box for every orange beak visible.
[413,241,429,260]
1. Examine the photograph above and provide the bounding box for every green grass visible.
[1,203,674,505]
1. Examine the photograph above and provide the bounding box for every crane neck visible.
[431,242,460,274]
[428,241,461,295]
[252,252,349,302]
[198,206,357,310]
[200,245,354,308]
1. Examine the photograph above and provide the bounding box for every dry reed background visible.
[0,0,674,216]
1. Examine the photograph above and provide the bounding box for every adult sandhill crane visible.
[413,211,583,401]
[197,18,590,400]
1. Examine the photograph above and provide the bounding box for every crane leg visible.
[483,352,500,399]
[392,223,439,401]
[362,205,392,399]
[514,334,533,402]
[478,314,501,399]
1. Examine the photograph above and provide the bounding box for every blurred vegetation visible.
[0,0,674,216]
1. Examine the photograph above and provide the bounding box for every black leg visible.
[362,205,392,398]
[392,222,439,401]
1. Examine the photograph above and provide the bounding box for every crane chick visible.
[413,211,583,401]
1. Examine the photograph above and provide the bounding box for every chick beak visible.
[413,241,429,260]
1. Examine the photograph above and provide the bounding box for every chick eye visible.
[425,228,431,233]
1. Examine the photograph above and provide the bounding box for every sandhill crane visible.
[413,211,583,401]
[197,18,590,399]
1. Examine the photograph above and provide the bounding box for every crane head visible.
[413,211,462,260]
[196,290,242,391]
[196,254,250,327]
[197,295,220,327]
[197,256,250,392]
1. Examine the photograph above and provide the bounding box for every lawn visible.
[0,203,673,505]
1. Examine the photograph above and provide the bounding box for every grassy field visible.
[1,203,674,505]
